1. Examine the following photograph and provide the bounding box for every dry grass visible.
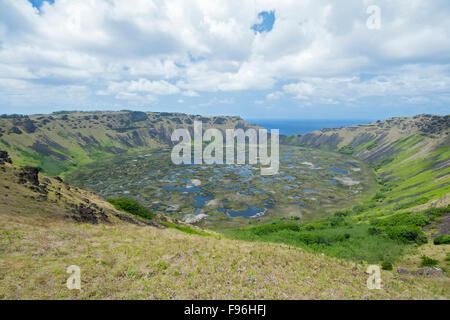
[0,211,449,300]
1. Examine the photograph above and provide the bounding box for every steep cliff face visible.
[286,114,449,163]
[0,111,255,176]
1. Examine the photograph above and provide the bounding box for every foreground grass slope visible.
[1,207,449,299]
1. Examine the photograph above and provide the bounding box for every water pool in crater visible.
[66,145,377,228]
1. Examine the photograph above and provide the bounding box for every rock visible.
[182,213,208,224]
[8,126,22,135]
[71,203,109,224]
[0,150,12,163]
[19,166,40,186]
[22,119,37,133]
[0,150,12,164]
[426,268,445,277]
[54,176,63,183]
[397,267,412,275]
[128,111,148,122]
[414,267,444,277]
[414,268,427,276]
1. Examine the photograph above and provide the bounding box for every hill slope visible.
[0,111,255,177]
[285,114,450,210]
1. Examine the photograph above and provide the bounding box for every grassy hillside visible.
[0,159,448,299]
[0,111,255,177]
[284,114,449,212]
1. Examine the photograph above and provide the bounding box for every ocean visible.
[245,119,376,136]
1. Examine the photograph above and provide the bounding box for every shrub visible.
[381,261,393,271]
[385,225,427,244]
[419,255,438,267]
[433,235,450,245]
[368,227,381,235]
[107,197,155,220]
[338,145,354,155]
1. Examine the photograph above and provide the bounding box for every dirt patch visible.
[424,212,450,236]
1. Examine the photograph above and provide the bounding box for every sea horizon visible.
[245,118,377,136]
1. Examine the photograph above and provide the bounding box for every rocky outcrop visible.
[67,202,110,224]
[19,166,40,186]
[0,150,12,165]
[397,267,445,277]
[129,111,148,122]
[8,126,22,135]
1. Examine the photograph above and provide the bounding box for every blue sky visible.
[0,0,449,119]
[28,0,53,9]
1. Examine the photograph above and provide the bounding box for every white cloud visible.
[0,0,449,113]
[266,91,283,100]
[101,79,180,96]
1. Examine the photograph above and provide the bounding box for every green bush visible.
[385,225,427,244]
[368,227,381,235]
[419,255,438,267]
[433,235,450,245]
[338,145,354,155]
[107,197,155,220]
[252,222,301,236]
[381,261,393,270]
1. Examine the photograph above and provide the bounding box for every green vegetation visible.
[369,207,448,244]
[225,205,449,264]
[420,255,439,267]
[161,221,216,237]
[434,235,450,245]
[107,197,155,220]
[381,261,393,271]
[338,145,354,155]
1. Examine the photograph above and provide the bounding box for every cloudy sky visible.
[0,0,449,119]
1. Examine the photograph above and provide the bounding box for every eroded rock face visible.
[129,111,148,122]
[19,166,40,186]
[8,126,22,135]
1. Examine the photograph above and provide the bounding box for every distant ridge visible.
[0,110,256,176]
[285,114,450,209]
